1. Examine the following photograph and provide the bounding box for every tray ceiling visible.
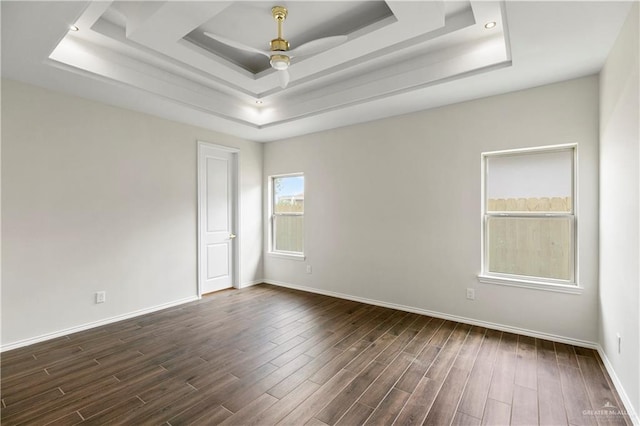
[1,1,633,142]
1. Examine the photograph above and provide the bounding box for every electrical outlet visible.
[617,333,621,354]
[306,265,312,274]
[466,288,475,300]
[96,291,106,304]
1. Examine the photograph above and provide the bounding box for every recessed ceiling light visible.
[484,21,497,29]
[255,100,263,105]
[69,25,79,32]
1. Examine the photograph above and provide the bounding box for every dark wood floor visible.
[0,284,631,425]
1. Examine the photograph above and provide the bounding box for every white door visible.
[198,143,238,295]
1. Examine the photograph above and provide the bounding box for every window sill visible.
[477,274,583,294]
[268,252,306,261]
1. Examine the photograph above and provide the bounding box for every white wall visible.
[599,2,640,417]
[1,79,263,347]
[264,76,600,343]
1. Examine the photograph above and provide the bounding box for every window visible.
[479,145,577,291]
[270,174,304,257]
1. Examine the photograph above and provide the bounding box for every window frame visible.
[268,172,305,260]
[478,144,581,293]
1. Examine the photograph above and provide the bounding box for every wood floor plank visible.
[455,327,487,371]
[105,361,258,424]
[2,364,94,406]
[0,387,65,418]
[536,338,569,426]
[394,376,434,425]
[0,284,631,426]
[452,411,482,426]
[514,335,537,390]
[396,324,477,425]
[267,348,343,399]
[270,331,334,367]
[181,405,233,426]
[482,398,512,426]
[396,321,468,392]
[555,342,580,368]
[1,369,50,398]
[45,358,101,377]
[309,339,371,385]
[457,329,502,419]
[487,332,518,404]
[574,347,598,358]
[81,378,183,419]
[558,364,598,426]
[277,371,357,425]
[332,309,393,351]
[305,418,330,426]
[344,332,398,373]
[315,361,387,425]
[414,325,495,425]
[228,335,306,378]
[423,366,470,426]
[88,381,195,425]
[592,353,632,426]
[423,326,484,425]
[358,351,414,408]
[394,319,457,394]
[223,354,313,413]
[511,384,539,425]
[219,393,279,426]
[361,311,408,343]
[364,387,410,425]
[402,317,442,355]
[394,344,439,394]
[44,410,84,426]
[163,374,239,425]
[335,402,374,425]
[248,380,321,425]
[80,396,147,426]
[374,327,420,365]
[303,307,377,358]
[299,302,367,337]
[424,323,472,383]
[269,304,341,345]
[1,346,83,381]
[577,355,630,426]
[1,375,122,425]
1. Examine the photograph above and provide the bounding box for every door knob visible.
[229,233,237,239]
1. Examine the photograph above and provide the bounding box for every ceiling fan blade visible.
[203,32,271,57]
[277,69,290,88]
[288,35,348,58]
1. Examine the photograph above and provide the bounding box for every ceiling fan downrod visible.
[269,6,290,71]
[270,6,289,52]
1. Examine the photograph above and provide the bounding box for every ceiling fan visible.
[204,6,348,88]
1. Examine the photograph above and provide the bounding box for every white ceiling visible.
[1,1,633,142]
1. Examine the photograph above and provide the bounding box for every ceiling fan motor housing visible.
[270,38,289,52]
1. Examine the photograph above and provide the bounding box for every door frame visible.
[197,141,240,297]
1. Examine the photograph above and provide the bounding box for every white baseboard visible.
[264,279,596,348]
[237,279,263,289]
[1,295,199,352]
[264,279,639,424]
[595,345,640,425]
